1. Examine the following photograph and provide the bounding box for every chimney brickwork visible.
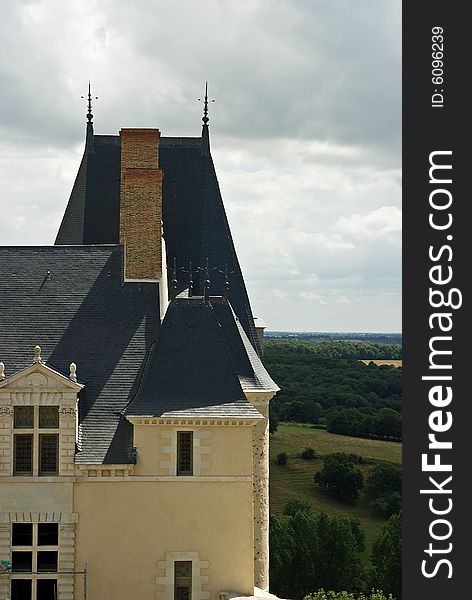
[120,128,164,281]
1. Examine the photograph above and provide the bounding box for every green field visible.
[360,359,403,368]
[269,423,402,564]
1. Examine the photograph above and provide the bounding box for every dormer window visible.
[13,407,59,476]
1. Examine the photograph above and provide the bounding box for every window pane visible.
[13,435,33,475]
[177,432,193,475]
[38,523,58,546]
[37,579,58,600]
[39,406,59,428]
[11,579,32,600]
[174,561,192,600]
[11,551,32,572]
[39,434,59,475]
[37,551,58,572]
[12,523,33,546]
[14,406,34,429]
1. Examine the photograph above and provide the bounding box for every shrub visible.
[301,447,316,460]
[304,591,395,600]
[276,452,288,465]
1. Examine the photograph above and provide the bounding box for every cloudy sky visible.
[0,0,401,332]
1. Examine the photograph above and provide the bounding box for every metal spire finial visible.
[188,261,194,297]
[204,258,210,303]
[203,82,209,125]
[223,263,230,300]
[171,258,178,300]
[198,82,215,126]
[81,82,98,124]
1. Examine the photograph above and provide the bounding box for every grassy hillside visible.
[269,423,402,565]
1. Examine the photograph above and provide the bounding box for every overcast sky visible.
[0,0,401,332]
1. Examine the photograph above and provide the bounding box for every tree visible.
[372,408,402,439]
[314,453,364,502]
[269,407,279,434]
[269,502,365,599]
[367,462,401,497]
[370,513,402,599]
[371,492,402,518]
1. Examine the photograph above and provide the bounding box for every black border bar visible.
[403,3,469,598]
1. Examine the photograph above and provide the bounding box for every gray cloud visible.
[0,0,401,332]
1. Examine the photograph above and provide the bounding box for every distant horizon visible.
[265,330,402,335]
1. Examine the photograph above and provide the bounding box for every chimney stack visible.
[119,128,164,281]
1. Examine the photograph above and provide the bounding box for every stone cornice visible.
[126,416,260,426]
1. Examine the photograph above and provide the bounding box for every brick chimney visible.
[119,128,164,282]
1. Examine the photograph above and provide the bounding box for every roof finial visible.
[69,362,77,383]
[171,258,178,300]
[203,82,209,126]
[199,82,214,154]
[34,345,42,364]
[204,258,210,303]
[0,362,5,381]
[82,82,98,151]
[223,263,230,301]
[188,261,194,297]
[82,81,98,124]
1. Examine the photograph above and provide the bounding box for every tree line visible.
[265,341,402,440]
[269,500,401,600]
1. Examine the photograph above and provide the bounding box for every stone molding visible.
[75,464,135,478]
[127,417,259,426]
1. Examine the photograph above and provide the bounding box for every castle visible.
[0,86,278,600]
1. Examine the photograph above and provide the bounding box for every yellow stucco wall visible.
[2,420,258,599]
[133,425,254,477]
[73,480,255,600]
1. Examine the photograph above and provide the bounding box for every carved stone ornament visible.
[0,405,14,415]
[25,373,48,388]
[58,407,76,416]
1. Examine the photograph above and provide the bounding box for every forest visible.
[265,340,402,440]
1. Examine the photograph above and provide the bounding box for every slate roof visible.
[55,132,261,354]
[125,297,275,419]
[0,245,159,463]
[1,125,278,463]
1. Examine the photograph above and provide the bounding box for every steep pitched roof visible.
[0,245,159,463]
[55,133,261,354]
[124,297,269,419]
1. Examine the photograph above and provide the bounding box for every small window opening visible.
[11,551,32,572]
[12,523,33,546]
[14,406,34,429]
[13,434,33,475]
[39,406,59,428]
[37,551,58,573]
[177,431,193,475]
[39,434,59,475]
[174,561,192,600]
[37,578,58,600]
[38,523,59,546]
[11,579,32,600]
